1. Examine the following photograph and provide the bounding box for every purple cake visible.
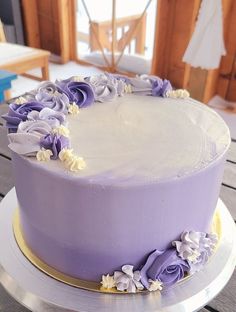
[3,74,230,293]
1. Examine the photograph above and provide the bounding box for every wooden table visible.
[0,103,235,312]
[0,43,50,82]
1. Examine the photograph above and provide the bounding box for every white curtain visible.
[182,0,226,69]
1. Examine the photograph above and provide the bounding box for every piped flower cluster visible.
[100,230,218,293]
[2,73,189,171]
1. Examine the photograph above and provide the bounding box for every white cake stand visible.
[0,188,236,312]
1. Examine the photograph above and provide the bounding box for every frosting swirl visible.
[63,155,86,171]
[140,249,190,287]
[113,265,144,293]
[27,107,66,128]
[35,81,70,113]
[8,120,52,156]
[56,78,95,108]
[40,134,70,160]
[2,101,44,132]
[59,149,86,171]
[125,75,172,97]
[36,149,53,161]
[52,125,70,137]
[86,74,125,102]
[17,120,52,137]
[8,132,41,156]
[173,231,218,273]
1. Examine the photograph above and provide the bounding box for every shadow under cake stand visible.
[0,188,235,312]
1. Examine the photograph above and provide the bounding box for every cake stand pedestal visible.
[0,188,236,312]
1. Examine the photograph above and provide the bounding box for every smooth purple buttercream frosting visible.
[13,151,226,282]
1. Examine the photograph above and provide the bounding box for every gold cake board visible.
[12,208,222,294]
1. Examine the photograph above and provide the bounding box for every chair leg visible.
[41,57,49,80]
[4,90,11,100]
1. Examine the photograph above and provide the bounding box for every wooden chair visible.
[89,14,147,55]
[0,19,50,83]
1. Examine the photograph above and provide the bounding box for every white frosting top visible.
[29,94,230,185]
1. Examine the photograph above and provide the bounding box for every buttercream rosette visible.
[35,81,70,114]
[100,230,217,293]
[2,101,44,132]
[56,77,95,108]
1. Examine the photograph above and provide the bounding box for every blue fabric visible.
[0,70,17,103]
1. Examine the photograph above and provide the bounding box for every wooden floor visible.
[0,103,235,312]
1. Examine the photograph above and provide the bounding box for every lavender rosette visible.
[140,249,190,288]
[27,107,66,128]
[17,120,52,137]
[35,81,70,114]
[128,75,172,97]
[7,120,52,156]
[86,74,126,101]
[2,101,44,132]
[107,73,131,84]
[173,231,218,274]
[56,78,95,108]
[40,133,70,160]
[152,78,172,97]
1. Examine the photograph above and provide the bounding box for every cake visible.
[3,74,230,293]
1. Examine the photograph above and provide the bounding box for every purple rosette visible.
[40,133,70,160]
[140,249,190,288]
[2,101,44,132]
[127,77,152,95]
[128,75,172,97]
[56,79,95,108]
[152,78,172,97]
[35,81,70,114]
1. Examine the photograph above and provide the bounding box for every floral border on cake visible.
[100,230,218,293]
[2,73,189,172]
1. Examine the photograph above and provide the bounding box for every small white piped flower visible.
[52,125,70,137]
[101,274,116,289]
[15,96,28,105]
[124,84,132,94]
[59,148,74,162]
[59,148,86,172]
[148,279,163,292]
[64,156,86,171]
[113,265,144,293]
[36,149,53,162]
[68,102,80,115]
[73,76,84,82]
[166,89,190,99]
[186,250,201,262]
